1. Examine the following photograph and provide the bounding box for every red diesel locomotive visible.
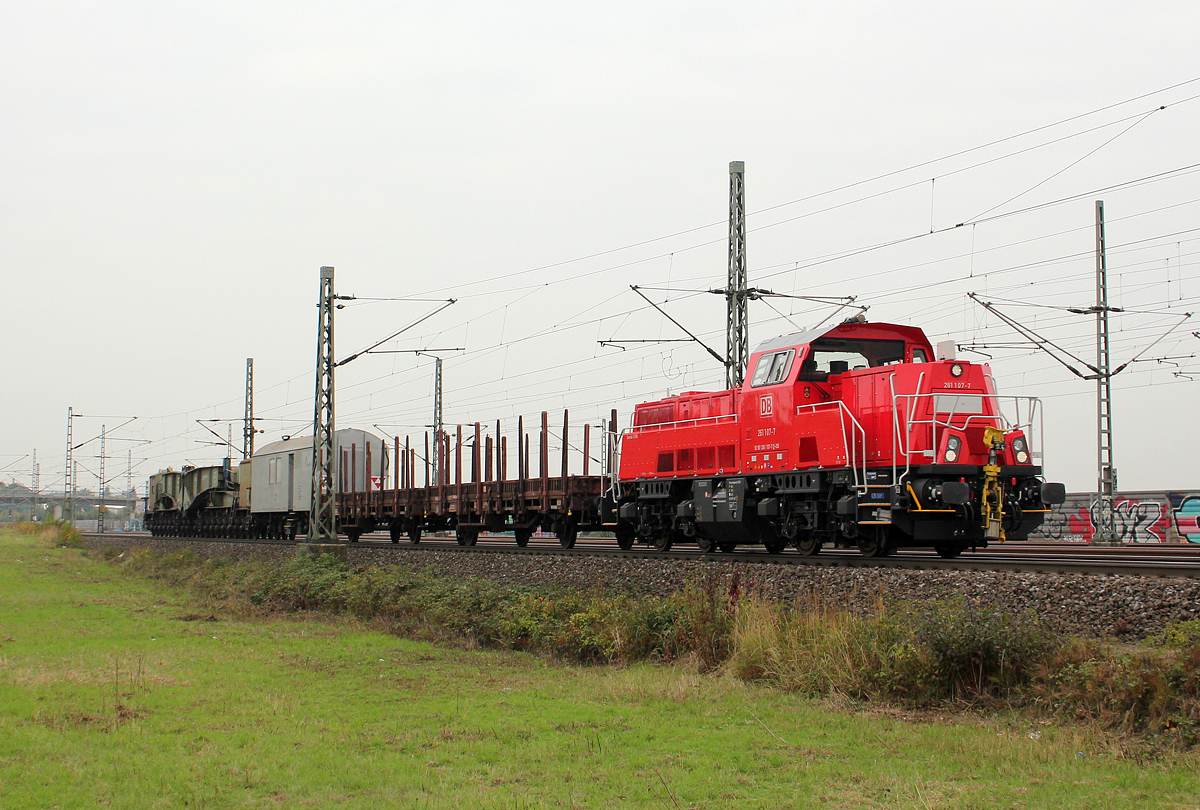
[614,319,1065,557]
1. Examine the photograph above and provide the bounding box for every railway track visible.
[83,532,1200,578]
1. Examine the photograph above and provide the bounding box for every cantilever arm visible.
[1111,312,1194,375]
[967,293,1099,378]
[630,286,726,367]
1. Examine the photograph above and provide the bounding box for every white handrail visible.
[890,386,1044,486]
[623,412,739,434]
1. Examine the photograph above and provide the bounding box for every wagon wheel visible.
[654,533,674,552]
[389,522,402,544]
[934,543,964,559]
[717,542,737,553]
[556,522,578,550]
[514,528,532,548]
[407,521,421,544]
[456,527,478,546]
[615,526,635,551]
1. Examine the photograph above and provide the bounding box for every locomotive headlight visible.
[944,435,962,463]
[1012,436,1030,464]
[950,363,964,377]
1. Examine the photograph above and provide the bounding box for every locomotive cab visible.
[617,319,1064,557]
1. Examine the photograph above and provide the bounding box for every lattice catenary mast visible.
[726,161,748,388]
[243,358,255,460]
[1094,201,1118,544]
[63,408,74,523]
[310,267,337,543]
[98,424,106,534]
[433,356,444,484]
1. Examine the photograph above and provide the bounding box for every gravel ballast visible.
[80,535,1200,640]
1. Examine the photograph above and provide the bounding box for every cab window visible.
[798,338,906,381]
[750,349,795,387]
[912,348,927,363]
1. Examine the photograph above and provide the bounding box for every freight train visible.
[147,318,1065,558]
[145,428,384,540]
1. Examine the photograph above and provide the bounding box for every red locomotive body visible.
[616,320,1064,557]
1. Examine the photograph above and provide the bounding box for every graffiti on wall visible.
[1038,493,1200,543]
[1176,496,1200,544]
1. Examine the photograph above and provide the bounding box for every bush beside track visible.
[79,533,1200,640]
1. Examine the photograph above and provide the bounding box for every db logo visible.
[759,395,774,417]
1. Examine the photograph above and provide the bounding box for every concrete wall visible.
[1030,490,1200,544]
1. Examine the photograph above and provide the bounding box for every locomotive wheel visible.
[615,528,635,551]
[514,528,532,548]
[654,534,674,552]
[796,535,823,556]
[857,528,891,558]
[718,542,737,553]
[858,537,883,557]
[934,544,964,559]
[696,535,716,553]
[760,524,787,554]
[557,523,578,550]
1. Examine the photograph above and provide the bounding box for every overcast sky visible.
[3,0,1198,496]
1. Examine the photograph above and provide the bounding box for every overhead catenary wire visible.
[82,79,1200,485]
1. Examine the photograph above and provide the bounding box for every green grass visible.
[2,530,1200,808]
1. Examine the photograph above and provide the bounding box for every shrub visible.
[1036,635,1200,743]
[658,573,739,670]
[905,599,1055,699]
[24,520,86,549]
[249,554,351,611]
[728,596,1055,703]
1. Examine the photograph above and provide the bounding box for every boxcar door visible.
[287,453,295,512]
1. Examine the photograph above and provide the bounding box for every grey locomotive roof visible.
[752,325,841,354]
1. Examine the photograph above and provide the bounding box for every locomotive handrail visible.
[604,422,621,501]
[624,413,739,432]
[794,400,868,493]
[616,412,739,491]
[889,378,1045,486]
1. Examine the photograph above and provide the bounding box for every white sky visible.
[3,0,1198,495]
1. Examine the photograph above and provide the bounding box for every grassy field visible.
[2,530,1199,809]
